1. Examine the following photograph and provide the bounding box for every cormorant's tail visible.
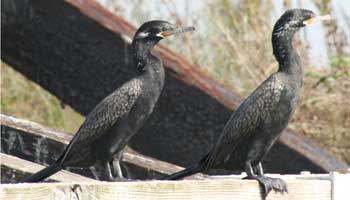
[162,164,204,180]
[21,163,62,183]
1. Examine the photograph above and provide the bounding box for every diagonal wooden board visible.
[0,114,204,181]
[1,153,97,183]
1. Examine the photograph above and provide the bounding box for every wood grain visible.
[0,178,331,200]
[1,153,96,183]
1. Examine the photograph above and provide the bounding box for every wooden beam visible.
[1,0,347,174]
[0,176,332,200]
[331,172,350,200]
[1,153,97,183]
[0,114,204,180]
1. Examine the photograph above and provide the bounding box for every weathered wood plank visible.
[1,153,96,183]
[0,178,331,200]
[0,114,204,180]
[331,172,350,200]
[1,0,347,174]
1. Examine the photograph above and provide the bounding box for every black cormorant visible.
[162,9,330,198]
[21,20,195,182]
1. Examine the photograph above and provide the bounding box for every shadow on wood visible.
[1,0,348,176]
[1,153,97,183]
[0,114,204,182]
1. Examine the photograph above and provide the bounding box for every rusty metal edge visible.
[60,0,347,172]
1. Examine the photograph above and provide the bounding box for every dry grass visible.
[291,67,350,163]
[104,0,350,164]
[203,0,350,163]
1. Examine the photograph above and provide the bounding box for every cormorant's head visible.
[132,20,195,71]
[134,20,195,42]
[273,9,331,37]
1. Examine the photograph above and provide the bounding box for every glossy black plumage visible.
[21,20,194,182]
[163,9,330,198]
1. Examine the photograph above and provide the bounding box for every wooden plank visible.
[0,114,204,180]
[0,153,96,183]
[331,172,350,200]
[0,178,331,200]
[1,0,347,174]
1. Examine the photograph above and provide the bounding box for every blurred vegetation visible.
[105,0,350,163]
[1,62,83,133]
[1,0,349,164]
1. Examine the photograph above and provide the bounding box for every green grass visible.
[1,62,83,134]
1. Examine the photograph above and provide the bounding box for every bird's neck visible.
[272,26,296,64]
[131,40,165,87]
[132,39,156,63]
[272,27,303,87]
[147,55,165,91]
[273,27,302,69]
[132,38,162,67]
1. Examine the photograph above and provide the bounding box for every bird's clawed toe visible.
[246,175,288,199]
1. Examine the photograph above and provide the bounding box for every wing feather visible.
[59,78,143,163]
[204,73,285,168]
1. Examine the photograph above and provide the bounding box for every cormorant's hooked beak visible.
[157,26,195,38]
[303,14,332,25]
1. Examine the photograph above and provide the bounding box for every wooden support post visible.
[331,172,350,200]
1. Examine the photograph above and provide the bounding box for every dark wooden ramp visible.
[1,114,205,182]
[1,153,97,183]
[1,0,348,175]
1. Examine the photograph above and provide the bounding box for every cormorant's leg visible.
[109,151,130,181]
[109,159,124,180]
[244,161,287,199]
[92,162,114,181]
[256,162,264,175]
[256,162,287,192]
[90,166,99,180]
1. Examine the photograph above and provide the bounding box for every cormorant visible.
[21,20,195,182]
[162,9,330,198]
